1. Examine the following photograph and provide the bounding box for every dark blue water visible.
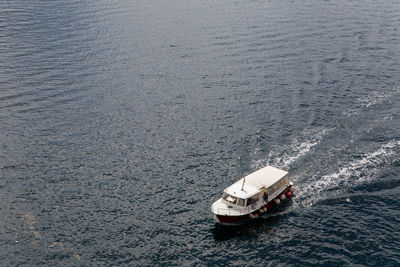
[1,0,400,265]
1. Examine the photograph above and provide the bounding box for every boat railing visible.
[215,184,291,216]
[215,204,260,216]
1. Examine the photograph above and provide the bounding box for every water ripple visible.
[1,0,400,266]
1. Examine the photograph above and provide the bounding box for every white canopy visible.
[224,166,288,199]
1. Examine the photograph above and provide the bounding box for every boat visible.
[211,166,294,224]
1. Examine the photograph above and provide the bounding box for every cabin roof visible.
[224,166,288,199]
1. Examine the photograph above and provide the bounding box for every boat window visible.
[246,195,259,206]
[223,194,237,204]
[236,198,245,207]
[268,177,289,194]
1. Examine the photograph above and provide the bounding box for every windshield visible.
[223,193,245,206]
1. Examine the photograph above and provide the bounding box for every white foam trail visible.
[358,86,400,108]
[296,140,400,207]
[344,85,400,116]
[251,128,330,170]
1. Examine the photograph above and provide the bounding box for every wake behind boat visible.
[211,166,294,224]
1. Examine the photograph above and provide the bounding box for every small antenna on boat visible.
[241,177,245,191]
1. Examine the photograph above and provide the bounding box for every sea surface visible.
[1,0,400,266]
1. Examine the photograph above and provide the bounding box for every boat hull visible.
[214,185,293,224]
